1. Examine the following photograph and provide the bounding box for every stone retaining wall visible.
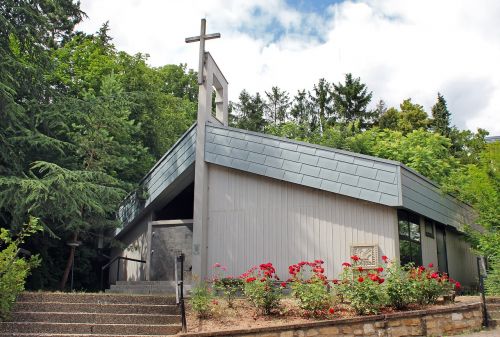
[181,302,483,337]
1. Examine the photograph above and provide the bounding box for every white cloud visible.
[77,0,500,135]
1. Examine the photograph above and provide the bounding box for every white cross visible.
[185,19,221,85]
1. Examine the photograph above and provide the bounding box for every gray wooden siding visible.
[205,124,401,207]
[420,218,438,268]
[206,165,398,281]
[401,168,474,228]
[445,229,478,286]
[117,124,197,229]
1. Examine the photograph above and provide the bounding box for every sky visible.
[77,0,500,135]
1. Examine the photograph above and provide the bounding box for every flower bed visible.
[187,257,468,335]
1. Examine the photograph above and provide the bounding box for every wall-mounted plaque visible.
[350,244,379,268]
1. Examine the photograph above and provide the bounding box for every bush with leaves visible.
[288,260,333,317]
[338,255,387,315]
[210,263,243,308]
[409,264,458,305]
[0,218,42,321]
[241,263,283,315]
[189,282,213,318]
[384,257,416,310]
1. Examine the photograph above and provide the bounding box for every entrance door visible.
[435,225,448,274]
[150,225,193,282]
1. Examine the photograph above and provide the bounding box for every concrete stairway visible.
[106,281,191,295]
[0,292,181,336]
[486,297,500,327]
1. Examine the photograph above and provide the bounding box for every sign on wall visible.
[350,244,379,268]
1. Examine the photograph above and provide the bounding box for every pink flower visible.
[358,276,364,282]
[358,266,364,272]
[428,263,434,268]
[378,278,385,284]
[221,266,227,271]
[245,277,256,283]
[329,308,335,314]
[351,255,360,261]
[381,256,388,262]
[455,282,461,290]
[342,262,352,267]
[213,262,221,268]
[280,282,287,288]
[431,272,439,279]
[376,267,384,273]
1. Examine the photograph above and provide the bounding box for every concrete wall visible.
[109,215,149,283]
[206,165,398,280]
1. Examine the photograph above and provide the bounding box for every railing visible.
[175,253,187,333]
[100,256,146,291]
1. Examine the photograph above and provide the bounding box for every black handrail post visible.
[177,253,187,333]
[477,257,488,327]
[100,257,146,291]
[116,259,120,283]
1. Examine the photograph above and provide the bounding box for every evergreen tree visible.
[264,86,290,125]
[232,90,267,132]
[332,73,373,126]
[431,93,451,137]
[309,78,333,134]
[398,99,430,134]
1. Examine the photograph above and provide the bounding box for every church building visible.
[108,20,478,291]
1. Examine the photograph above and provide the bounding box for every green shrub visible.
[385,260,416,310]
[242,263,283,315]
[0,217,42,321]
[338,256,387,315]
[408,264,456,305]
[485,256,500,295]
[288,260,332,316]
[213,277,243,308]
[189,282,213,318]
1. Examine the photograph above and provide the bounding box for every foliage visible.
[431,93,451,137]
[309,78,333,132]
[189,282,213,318]
[332,73,373,127]
[384,258,416,309]
[338,256,387,315]
[211,263,242,308]
[231,90,267,132]
[288,260,332,316]
[241,263,283,315]
[485,256,500,295]
[407,264,457,305]
[265,87,290,125]
[0,217,42,320]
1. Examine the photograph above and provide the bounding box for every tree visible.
[309,78,333,133]
[265,86,290,125]
[378,107,400,130]
[397,99,430,134]
[232,90,267,132]
[332,73,373,127]
[290,90,313,128]
[431,93,451,137]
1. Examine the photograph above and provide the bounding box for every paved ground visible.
[446,326,500,337]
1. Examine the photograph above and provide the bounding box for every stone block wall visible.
[181,302,483,337]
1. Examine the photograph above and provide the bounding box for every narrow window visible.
[398,210,422,266]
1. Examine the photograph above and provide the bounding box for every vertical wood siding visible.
[206,165,398,280]
[420,218,438,268]
[445,229,478,286]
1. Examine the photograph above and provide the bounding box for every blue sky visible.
[78,0,500,134]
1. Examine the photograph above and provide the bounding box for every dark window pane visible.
[411,242,422,266]
[399,220,409,237]
[400,240,412,266]
[410,223,421,242]
[425,218,434,238]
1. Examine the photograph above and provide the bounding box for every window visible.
[398,210,422,266]
[424,218,434,238]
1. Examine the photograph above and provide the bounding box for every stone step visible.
[488,311,500,319]
[13,302,179,315]
[18,292,176,305]
[0,322,181,335]
[486,303,500,311]
[11,311,180,325]
[115,281,177,286]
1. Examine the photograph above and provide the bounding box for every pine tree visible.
[309,78,333,134]
[431,93,451,137]
[265,86,290,125]
[232,90,267,132]
[290,90,313,128]
[332,73,373,127]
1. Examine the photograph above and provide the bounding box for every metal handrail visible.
[100,256,146,290]
[175,253,187,333]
